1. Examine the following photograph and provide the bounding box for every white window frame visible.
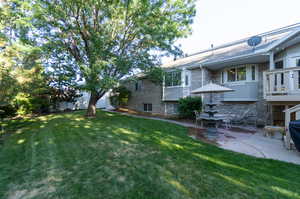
[164,70,182,88]
[226,66,247,83]
[143,103,152,112]
[294,57,300,67]
[184,70,191,87]
[274,59,284,69]
[221,65,258,84]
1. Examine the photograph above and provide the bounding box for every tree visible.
[2,0,196,117]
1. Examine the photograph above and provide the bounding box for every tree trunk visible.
[86,92,100,117]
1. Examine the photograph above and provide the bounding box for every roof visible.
[162,23,300,69]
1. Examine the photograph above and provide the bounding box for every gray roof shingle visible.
[162,23,300,69]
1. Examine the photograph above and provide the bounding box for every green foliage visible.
[110,86,131,108]
[49,87,82,108]
[13,92,50,115]
[178,96,202,119]
[0,104,16,119]
[0,38,79,116]
[1,0,196,116]
[165,70,182,87]
[144,67,165,85]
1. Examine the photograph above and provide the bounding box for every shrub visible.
[13,93,51,115]
[110,86,131,108]
[178,96,202,119]
[0,104,17,119]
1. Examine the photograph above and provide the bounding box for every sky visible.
[166,0,300,62]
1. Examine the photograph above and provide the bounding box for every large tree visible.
[2,0,196,117]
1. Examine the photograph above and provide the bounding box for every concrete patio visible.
[217,128,300,165]
[107,110,300,165]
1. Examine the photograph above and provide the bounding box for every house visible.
[125,23,300,126]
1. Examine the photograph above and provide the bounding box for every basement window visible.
[143,103,152,112]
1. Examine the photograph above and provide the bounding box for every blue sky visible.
[168,0,300,62]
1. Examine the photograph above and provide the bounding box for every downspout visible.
[200,64,205,110]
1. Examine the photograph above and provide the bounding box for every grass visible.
[0,110,300,199]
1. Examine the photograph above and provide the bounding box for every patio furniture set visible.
[194,108,257,129]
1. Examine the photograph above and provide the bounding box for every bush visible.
[110,86,131,108]
[13,93,51,115]
[178,96,202,119]
[0,104,17,119]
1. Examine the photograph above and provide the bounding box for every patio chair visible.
[216,112,234,129]
[230,108,252,126]
[223,114,233,129]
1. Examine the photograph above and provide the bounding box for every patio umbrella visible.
[191,82,235,137]
[191,82,234,104]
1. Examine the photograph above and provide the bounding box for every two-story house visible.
[125,23,300,126]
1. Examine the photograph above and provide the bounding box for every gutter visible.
[186,51,268,71]
[201,50,268,67]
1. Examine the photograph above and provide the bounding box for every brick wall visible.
[124,79,165,115]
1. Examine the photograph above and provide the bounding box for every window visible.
[275,60,283,69]
[221,71,225,84]
[227,68,236,82]
[135,80,142,91]
[143,103,152,112]
[165,71,182,87]
[227,66,246,82]
[299,71,300,89]
[237,67,246,81]
[296,59,300,67]
[251,65,256,81]
[185,74,189,86]
[173,103,178,113]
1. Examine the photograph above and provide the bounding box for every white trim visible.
[266,29,300,52]
[274,58,284,69]
[222,64,258,84]
[164,70,182,88]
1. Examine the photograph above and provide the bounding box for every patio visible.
[217,128,300,165]
[110,110,300,165]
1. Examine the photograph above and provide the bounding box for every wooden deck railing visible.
[263,67,300,100]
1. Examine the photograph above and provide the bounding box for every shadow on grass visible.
[0,110,300,199]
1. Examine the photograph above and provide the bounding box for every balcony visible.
[263,67,300,101]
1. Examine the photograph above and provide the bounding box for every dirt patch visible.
[188,127,218,146]
[116,108,171,118]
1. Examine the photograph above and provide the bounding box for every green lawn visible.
[0,111,300,199]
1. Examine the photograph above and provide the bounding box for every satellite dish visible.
[247,36,262,47]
